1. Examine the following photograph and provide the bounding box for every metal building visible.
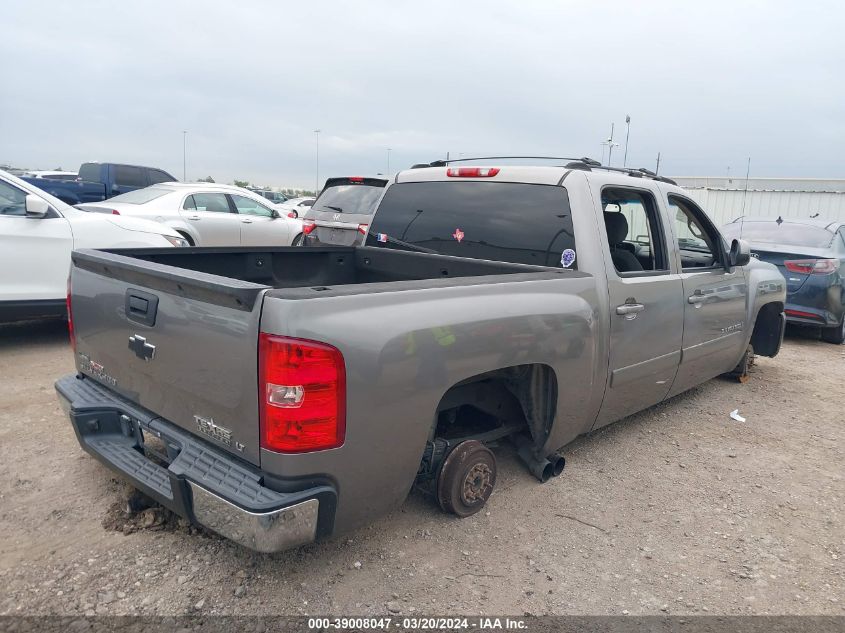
[673,177,845,228]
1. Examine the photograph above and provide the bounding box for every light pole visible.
[314,129,320,195]
[182,130,187,181]
[623,115,631,167]
[387,148,391,174]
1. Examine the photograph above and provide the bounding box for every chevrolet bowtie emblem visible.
[128,334,156,361]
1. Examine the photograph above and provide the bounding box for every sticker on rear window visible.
[377,233,388,243]
[561,248,576,268]
[452,228,465,243]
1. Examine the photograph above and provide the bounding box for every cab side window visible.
[669,195,723,269]
[601,187,668,275]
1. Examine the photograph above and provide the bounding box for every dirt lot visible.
[0,319,842,617]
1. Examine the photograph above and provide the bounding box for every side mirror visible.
[728,238,751,268]
[270,209,280,219]
[25,194,50,218]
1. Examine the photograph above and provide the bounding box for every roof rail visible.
[424,155,676,185]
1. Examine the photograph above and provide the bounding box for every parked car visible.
[278,196,316,218]
[21,162,177,206]
[76,183,304,247]
[302,176,389,246]
[0,170,186,323]
[56,161,785,552]
[20,170,79,181]
[248,188,289,204]
[722,216,845,343]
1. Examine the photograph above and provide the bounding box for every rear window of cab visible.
[365,181,576,269]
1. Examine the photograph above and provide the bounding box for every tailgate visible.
[69,249,270,465]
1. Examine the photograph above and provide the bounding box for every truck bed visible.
[74,245,570,308]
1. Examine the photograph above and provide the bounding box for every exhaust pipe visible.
[514,435,566,483]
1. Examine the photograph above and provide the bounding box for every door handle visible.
[688,291,706,305]
[616,303,645,316]
[241,219,253,224]
[187,215,201,220]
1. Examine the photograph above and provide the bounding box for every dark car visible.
[722,216,845,343]
[302,176,388,246]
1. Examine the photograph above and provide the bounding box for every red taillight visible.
[357,224,369,235]
[785,308,823,320]
[784,259,839,274]
[258,334,346,453]
[111,209,120,215]
[446,167,500,178]
[348,177,364,183]
[287,211,297,218]
[66,277,75,351]
[302,220,317,235]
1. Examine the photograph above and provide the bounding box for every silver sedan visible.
[77,183,304,246]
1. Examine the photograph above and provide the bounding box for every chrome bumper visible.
[188,483,319,553]
[56,374,336,554]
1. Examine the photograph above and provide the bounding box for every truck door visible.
[593,185,684,428]
[665,194,748,397]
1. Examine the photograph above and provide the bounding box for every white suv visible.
[0,170,186,323]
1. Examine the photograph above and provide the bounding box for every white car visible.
[77,183,304,247]
[0,170,186,323]
[278,196,316,219]
[20,170,79,181]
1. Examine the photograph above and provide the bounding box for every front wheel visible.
[821,318,845,344]
[291,233,304,247]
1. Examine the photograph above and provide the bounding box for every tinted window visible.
[366,181,576,268]
[114,165,146,187]
[231,194,273,217]
[311,181,386,217]
[188,193,231,213]
[148,169,175,185]
[78,163,100,183]
[0,180,27,216]
[721,221,834,248]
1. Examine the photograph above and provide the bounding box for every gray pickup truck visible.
[56,160,787,553]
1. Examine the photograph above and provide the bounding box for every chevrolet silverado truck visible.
[55,159,787,553]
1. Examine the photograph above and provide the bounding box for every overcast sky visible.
[2,1,843,188]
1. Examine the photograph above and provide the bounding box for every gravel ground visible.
[0,319,842,616]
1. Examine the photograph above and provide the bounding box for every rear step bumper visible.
[55,374,337,553]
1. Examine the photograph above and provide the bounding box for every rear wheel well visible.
[751,301,784,357]
[432,364,558,449]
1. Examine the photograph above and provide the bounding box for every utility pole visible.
[623,115,631,167]
[602,123,620,166]
[387,148,391,174]
[655,152,661,175]
[314,129,320,195]
[182,131,187,181]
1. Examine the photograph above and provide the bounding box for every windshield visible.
[721,221,834,248]
[311,181,385,216]
[109,187,173,204]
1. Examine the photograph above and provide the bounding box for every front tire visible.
[821,318,845,344]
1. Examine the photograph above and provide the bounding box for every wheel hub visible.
[461,463,493,504]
